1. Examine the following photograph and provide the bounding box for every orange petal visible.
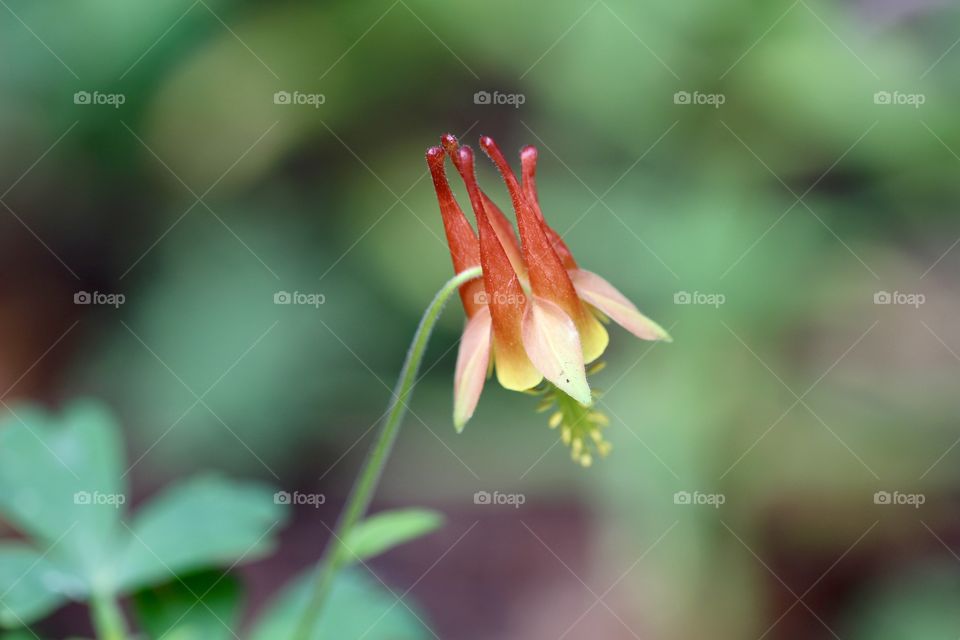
[521,296,591,404]
[426,146,483,316]
[454,305,493,431]
[426,146,478,271]
[480,192,527,280]
[520,145,577,269]
[452,145,542,391]
[481,136,606,361]
[443,135,526,278]
[571,269,672,342]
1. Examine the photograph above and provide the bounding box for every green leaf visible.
[0,543,74,629]
[0,401,126,580]
[0,401,287,628]
[133,570,241,640]
[342,509,444,564]
[117,475,286,590]
[250,568,432,640]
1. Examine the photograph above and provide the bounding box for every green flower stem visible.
[293,266,482,640]
[90,590,128,640]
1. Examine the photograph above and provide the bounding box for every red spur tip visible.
[441,133,459,152]
[425,144,481,286]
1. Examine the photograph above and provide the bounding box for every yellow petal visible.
[492,334,543,391]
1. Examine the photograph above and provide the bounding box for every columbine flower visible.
[426,134,670,465]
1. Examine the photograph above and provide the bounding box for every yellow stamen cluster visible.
[527,362,611,467]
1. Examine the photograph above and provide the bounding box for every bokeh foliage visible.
[1,0,959,638]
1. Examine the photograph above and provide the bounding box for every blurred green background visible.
[1,0,959,637]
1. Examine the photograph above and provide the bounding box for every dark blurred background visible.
[1,0,959,638]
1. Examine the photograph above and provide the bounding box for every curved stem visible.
[90,590,127,640]
[293,266,482,640]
